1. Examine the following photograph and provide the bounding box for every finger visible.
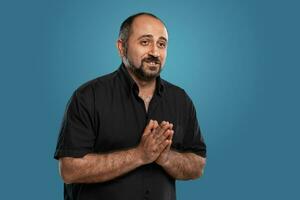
[151,122,161,137]
[160,121,167,127]
[159,121,170,128]
[143,120,154,136]
[156,128,170,145]
[153,120,159,129]
[162,135,172,151]
[169,123,174,130]
[152,121,172,143]
[163,131,173,151]
[156,123,172,142]
[159,121,171,134]
[167,130,174,140]
[144,128,158,145]
[151,120,160,134]
[155,129,172,146]
[168,131,174,146]
[167,130,174,142]
[157,138,171,153]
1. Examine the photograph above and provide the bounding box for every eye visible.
[158,41,167,49]
[140,40,149,46]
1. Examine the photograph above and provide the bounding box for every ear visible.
[116,39,125,57]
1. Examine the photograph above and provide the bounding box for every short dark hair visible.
[118,12,166,50]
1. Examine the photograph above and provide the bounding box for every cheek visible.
[126,51,139,64]
[160,51,167,64]
[128,48,146,62]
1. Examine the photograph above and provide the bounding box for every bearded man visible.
[54,12,207,200]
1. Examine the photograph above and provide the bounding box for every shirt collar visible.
[118,63,164,96]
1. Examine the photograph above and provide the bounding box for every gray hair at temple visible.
[118,12,167,53]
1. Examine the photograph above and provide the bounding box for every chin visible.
[144,68,159,75]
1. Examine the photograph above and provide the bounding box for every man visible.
[54,12,207,200]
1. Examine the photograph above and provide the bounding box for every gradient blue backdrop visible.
[1,0,299,199]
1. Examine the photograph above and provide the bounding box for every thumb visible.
[143,120,154,135]
[165,130,174,150]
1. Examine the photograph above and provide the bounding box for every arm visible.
[59,120,172,184]
[59,148,143,184]
[157,149,206,180]
[155,124,206,180]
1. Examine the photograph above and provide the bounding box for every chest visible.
[93,94,186,152]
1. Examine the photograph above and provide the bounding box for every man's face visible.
[123,15,168,81]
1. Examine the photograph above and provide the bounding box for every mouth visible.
[143,56,161,67]
[145,61,159,67]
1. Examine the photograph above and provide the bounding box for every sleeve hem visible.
[170,147,206,158]
[54,149,93,160]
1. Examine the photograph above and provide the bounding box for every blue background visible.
[1,0,299,199]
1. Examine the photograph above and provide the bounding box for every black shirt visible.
[54,64,207,200]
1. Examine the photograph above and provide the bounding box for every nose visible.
[149,44,160,57]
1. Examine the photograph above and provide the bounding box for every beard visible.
[124,55,162,82]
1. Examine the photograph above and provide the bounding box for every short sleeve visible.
[54,88,96,160]
[177,92,207,158]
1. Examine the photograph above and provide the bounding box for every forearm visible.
[160,150,206,180]
[60,148,143,184]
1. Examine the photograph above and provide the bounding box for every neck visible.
[126,68,156,96]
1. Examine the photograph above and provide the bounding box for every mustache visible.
[142,56,161,64]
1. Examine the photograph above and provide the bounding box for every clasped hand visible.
[137,119,174,166]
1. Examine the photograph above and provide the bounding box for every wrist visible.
[156,151,173,167]
[156,158,169,167]
[132,147,146,166]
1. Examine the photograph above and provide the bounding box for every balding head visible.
[118,12,168,52]
[116,13,168,82]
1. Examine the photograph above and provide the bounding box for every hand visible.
[136,120,173,164]
[156,122,174,166]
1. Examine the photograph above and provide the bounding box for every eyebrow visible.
[137,34,168,42]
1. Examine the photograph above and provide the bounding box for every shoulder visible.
[74,70,119,97]
[67,70,119,111]
[161,79,191,101]
[161,78,197,116]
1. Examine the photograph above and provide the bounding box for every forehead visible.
[130,15,168,41]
